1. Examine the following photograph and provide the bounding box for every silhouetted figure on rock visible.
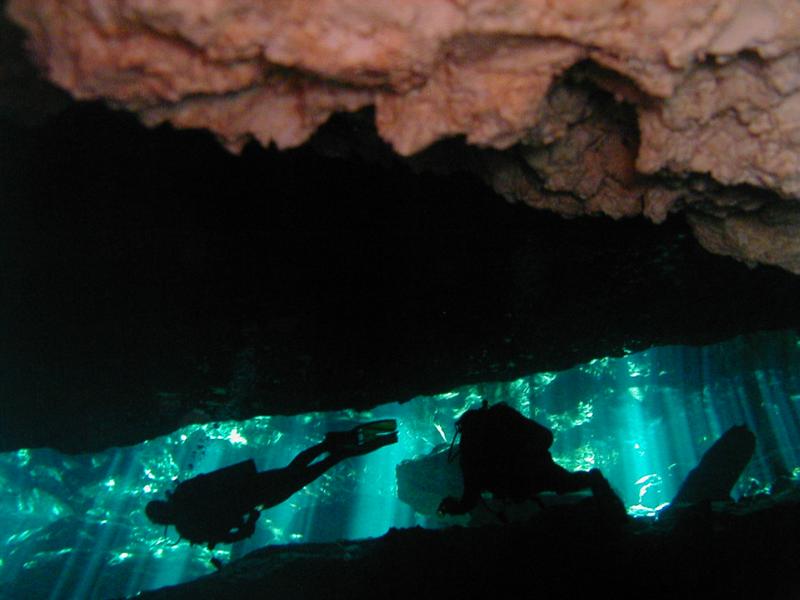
[438,402,625,520]
[145,420,398,549]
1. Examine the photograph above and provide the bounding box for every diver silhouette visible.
[145,420,398,549]
[438,402,625,520]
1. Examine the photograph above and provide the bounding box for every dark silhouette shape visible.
[437,402,625,519]
[145,420,398,549]
[670,424,756,506]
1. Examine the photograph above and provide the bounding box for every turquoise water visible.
[2,331,799,598]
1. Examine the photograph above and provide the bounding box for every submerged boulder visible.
[128,488,800,599]
[670,425,757,506]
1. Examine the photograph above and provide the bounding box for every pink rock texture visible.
[688,204,800,273]
[7,0,800,271]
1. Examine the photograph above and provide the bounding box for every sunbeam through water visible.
[2,330,800,598]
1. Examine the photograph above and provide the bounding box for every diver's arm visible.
[210,510,261,548]
[437,481,481,516]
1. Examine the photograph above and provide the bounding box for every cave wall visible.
[6,0,800,272]
[4,9,800,600]
[3,2,800,453]
[3,103,800,454]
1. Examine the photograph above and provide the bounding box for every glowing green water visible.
[2,331,799,598]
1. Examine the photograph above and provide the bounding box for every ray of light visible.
[3,332,800,598]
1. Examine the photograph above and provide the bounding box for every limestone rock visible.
[637,51,800,198]
[688,203,800,273]
[6,0,800,271]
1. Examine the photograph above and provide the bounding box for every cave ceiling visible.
[2,1,800,454]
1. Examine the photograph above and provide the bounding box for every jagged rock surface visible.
[126,491,800,600]
[6,0,800,272]
[3,102,800,454]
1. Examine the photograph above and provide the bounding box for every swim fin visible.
[355,419,397,444]
[326,419,398,454]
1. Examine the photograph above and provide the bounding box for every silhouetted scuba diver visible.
[145,420,398,549]
[438,402,625,520]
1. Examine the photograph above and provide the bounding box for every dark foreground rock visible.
[129,489,800,600]
[5,104,800,453]
[671,425,757,507]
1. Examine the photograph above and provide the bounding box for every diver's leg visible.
[538,462,626,520]
[543,462,595,494]
[285,429,395,471]
[545,463,618,498]
[323,421,398,454]
[254,427,397,509]
[253,453,348,509]
[547,465,628,520]
[287,441,332,469]
[284,431,398,488]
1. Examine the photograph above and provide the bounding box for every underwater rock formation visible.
[126,488,800,599]
[396,445,462,517]
[4,102,800,453]
[670,425,756,506]
[6,0,800,272]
